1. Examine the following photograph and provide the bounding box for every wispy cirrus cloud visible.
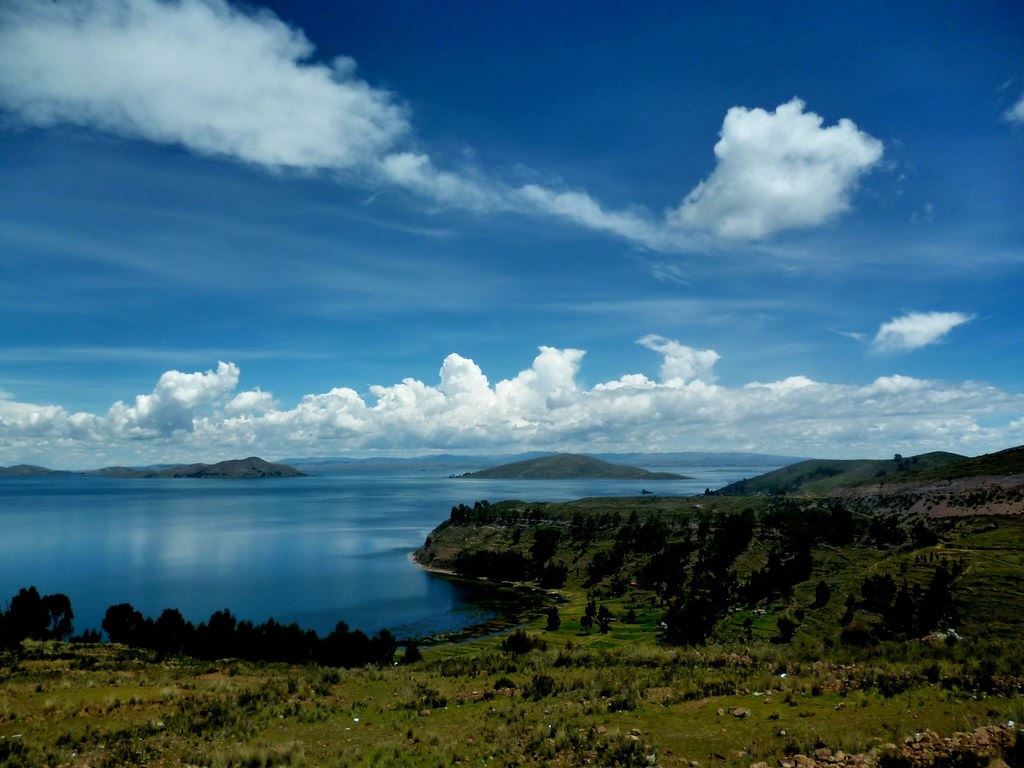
[1006,91,1024,124]
[0,0,883,251]
[872,311,975,352]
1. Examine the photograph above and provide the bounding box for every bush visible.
[545,607,561,632]
[525,673,556,700]
[502,629,546,654]
[813,580,831,608]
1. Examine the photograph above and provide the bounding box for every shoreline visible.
[408,549,557,645]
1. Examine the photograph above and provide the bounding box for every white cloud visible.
[379,152,499,211]
[637,335,719,384]
[872,311,974,352]
[2,340,1021,466]
[669,99,884,239]
[0,1,881,251]
[1006,92,1024,124]
[0,0,408,171]
[105,361,240,436]
[225,388,277,415]
[515,186,691,251]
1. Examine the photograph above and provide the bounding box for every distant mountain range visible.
[452,453,690,480]
[282,450,805,474]
[0,457,304,479]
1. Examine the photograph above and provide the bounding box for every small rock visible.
[751,762,770,768]
[717,707,726,716]
[814,748,832,761]
[418,709,431,717]
[596,725,608,735]
[732,708,751,718]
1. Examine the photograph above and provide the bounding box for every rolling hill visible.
[453,453,689,480]
[715,450,967,495]
[914,443,1024,481]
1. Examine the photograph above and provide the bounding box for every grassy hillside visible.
[917,444,1024,481]
[715,452,966,496]
[417,495,1024,643]
[455,453,688,480]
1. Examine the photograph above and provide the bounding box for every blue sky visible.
[0,0,1022,466]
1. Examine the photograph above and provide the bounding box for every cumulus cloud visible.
[105,361,240,436]
[225,388,277,416]
[0,361,239,448]
[0,1,881,250]
[2,340,1021,466]
[872,311,974,352]
[638,335,719,384]
[670,99,884,239]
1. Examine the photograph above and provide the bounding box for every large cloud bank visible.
[1,339,1021,466]
[0,0,882,249]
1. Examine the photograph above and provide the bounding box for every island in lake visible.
[451,452,691,480]
[0,456,304,479]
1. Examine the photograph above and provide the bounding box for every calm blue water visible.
[0,466,764,638]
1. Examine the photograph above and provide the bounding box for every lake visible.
[0,465,767,638]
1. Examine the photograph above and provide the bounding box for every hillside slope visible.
[454,453,688,480]
[916,443,1024,481]
[715,451,966,495]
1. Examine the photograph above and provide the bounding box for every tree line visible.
[0,587,399,667]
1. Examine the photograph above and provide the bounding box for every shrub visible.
[525,673,556,700]
[502,630,546,654]
[545,607,561,632]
